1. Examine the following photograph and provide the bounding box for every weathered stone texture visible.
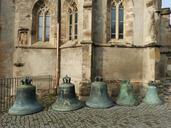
[93,47,143,80]
[0,0,15,77]
[142,48,157,83]
[13,48,56,76]
[143,0,161,45]
[160,11,171,46]
[125,0,134,43]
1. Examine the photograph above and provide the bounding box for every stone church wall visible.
[0,0,15,77]
[93,47,143,81]
[93,47,156,82]
[160,8,171,46]
[13,48,56,77]
[13,0,57,77]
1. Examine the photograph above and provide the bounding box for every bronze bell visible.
[8,77,43,115]
[143,81,163,105]
[52,75,83,111]
[116,80,138,106]
[86,76,114,108]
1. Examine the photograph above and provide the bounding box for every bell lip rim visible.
[85,100,114,109]
[51,103,84,112]
[85,104,114,109]
[116,101,139,106]
[8,107,44,116]
[141,101,163,105]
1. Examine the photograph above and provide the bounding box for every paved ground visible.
[0,103,171,128]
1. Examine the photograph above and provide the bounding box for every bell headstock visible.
[21,77,32,85]
[95,76,103,82]
[63,75,71,83]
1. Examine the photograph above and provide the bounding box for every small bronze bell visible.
[143,81,163,105]
[116,80,138,106]
[52,75,83,111]
[8,77,43,115]
[86,76,114,108]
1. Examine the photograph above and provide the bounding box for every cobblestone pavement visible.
[0,103,171,128]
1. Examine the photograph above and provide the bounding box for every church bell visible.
[116,80,138,106]
[86,76,114,108]
[52,76,83,111]
[143,81,163,105]
[8,77,43,115]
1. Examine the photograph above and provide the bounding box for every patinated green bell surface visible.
[86,76,114,108]
[52,76,83,111]
[143,81,163,105]
[116,80,138,106]
[8,77,43,116]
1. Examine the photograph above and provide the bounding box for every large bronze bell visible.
[116,80,138,106]
[8,77,43,115]
[52,76,83,111]
[86,76,114,108]
[143,81,163,105]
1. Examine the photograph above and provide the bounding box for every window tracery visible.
[33,1,51,43]
[68,2,78,41]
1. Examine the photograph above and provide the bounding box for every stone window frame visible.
[31,0,56,48]
[108,0,126,44]
[68,6,78,41]
[60,0,79,45]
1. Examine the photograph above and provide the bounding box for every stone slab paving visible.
[0,103,171,128]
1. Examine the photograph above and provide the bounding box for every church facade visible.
[0,0,171,97]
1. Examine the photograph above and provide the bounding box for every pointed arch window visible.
[111,1,124,40]
[32,1,51,43]
[68,5,78,41]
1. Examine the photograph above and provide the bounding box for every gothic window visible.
[111,0,124,40]
[33,2,51,43]
[68,4,78,41]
